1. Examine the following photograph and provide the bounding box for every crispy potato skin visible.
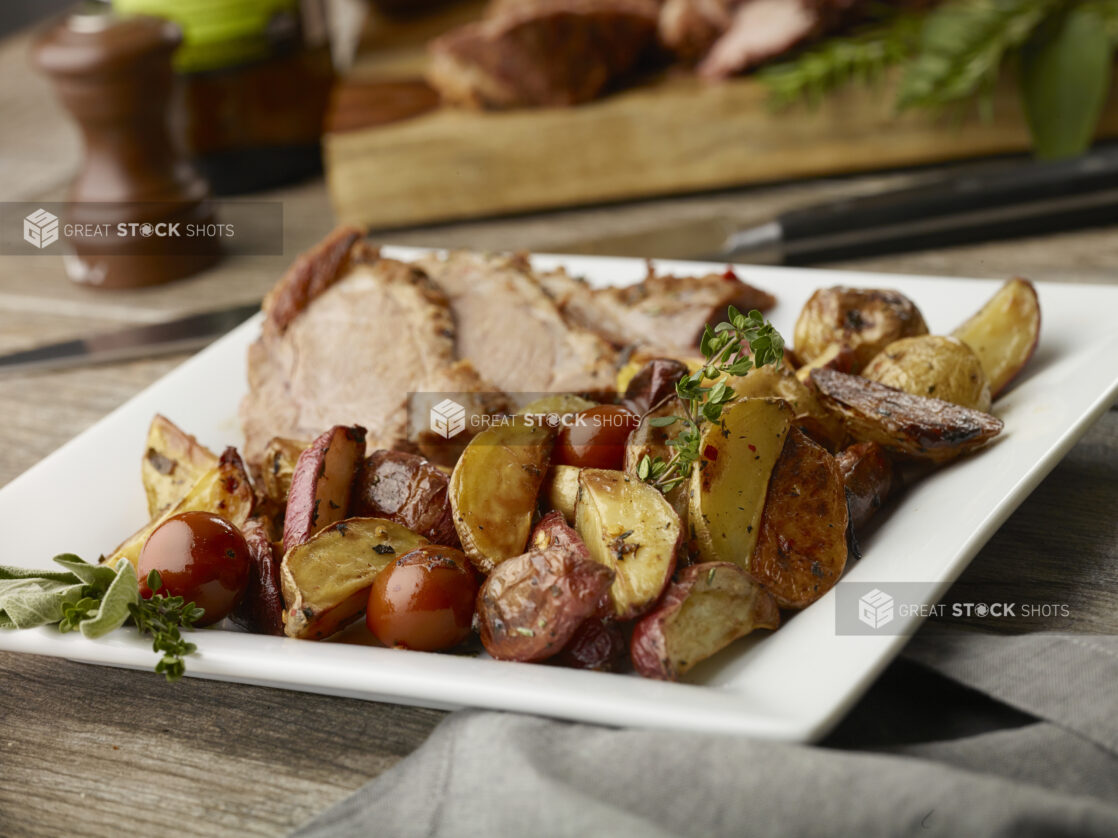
[283,425,367,553]
[554,617,628,672]
[750,428,848,610]
[811,368,1004,463]
[952,277,1041,398]
[104,447,255,569]
[794,287,929,370]
[631,562,779,681]
[450,417,556,574]
[575,469,681,620]
[141,415,219,518]
[794,342,857,387]
[835,442,897,533]
[352,450,460,547]
[230,518,285,636]
[477,512,614,662]
[281,517,428,640]
[863,335,991,412]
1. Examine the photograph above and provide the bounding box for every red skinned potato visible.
[952,277,1041,398]
[351,450,459,547]
[835,442,897,533]
[631,562,779,681]
[283,425,366,553]
[575,469,682,620]
[554,617,628,672]
[750,427,848,609]
[477,512,614,662]
[230,518,285,636]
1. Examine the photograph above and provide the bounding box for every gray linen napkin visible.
[292,630,1118,838]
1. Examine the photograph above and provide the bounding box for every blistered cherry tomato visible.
[138,511,250,626]
[553,404,639,470]
[366,545,477,651]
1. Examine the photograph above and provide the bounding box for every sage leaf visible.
[79,560,139,639]
[0,576,85,629]
[1021,6,1113,158]
[53,553,118,590]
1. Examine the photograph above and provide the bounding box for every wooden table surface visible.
[1,26,1116,838]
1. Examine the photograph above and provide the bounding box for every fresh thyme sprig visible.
[637,307,784,494]
[129,570,205,682]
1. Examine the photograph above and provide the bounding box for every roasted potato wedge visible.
[104,447,254,569]
[722,363,845,451]
[621,358,688,416]
[477,512,614,662]
[794,286,929,370]
[258,436,309,507]
[630,562,779,681]
[952,277,1041,398]
[688,398,793,570]
[835,442,897,533]
[543,464,581,524]
[751,428,848,609]
[794,342,857,386]
[230,518,285,636]
[141,414,218,517]
[863,335,991,412]
[554,617,628,672]
[352,450,459,546]
[283,425,366,553]
[811,369,1004,463]
[623,395,690,525]
[574,468,681,619]
[449,417,556,573]
[281,517,428,640]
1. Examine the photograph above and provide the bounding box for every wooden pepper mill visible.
[32,4,221,289]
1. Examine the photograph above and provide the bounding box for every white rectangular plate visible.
[2,249,1116,742]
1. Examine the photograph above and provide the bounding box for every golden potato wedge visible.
[543,464,581,524]
[952,277,1041,398]
[449,417,555,574]
[630,562,779,681]
[811,369,1003,463]
[283,425,367,553]
[230,518,285,636]
[863,335,991,412]
[141,414,218,517]
[688,398,793,570]
[258,436,309,507]
[477,512,615,662]
[623,396,690,525]
[751,428,848,609]
[722,363,845,451]
[835,442,897,533]
[794,286,928,370]
[281,517,428,640]
[794,342,857,386]
[352,450,459,546]
[574,468,681,619]
[104,448,255,569]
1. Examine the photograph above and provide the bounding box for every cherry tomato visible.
[366,545,477,651]
[138,511,251,627]
[553,404,639,470]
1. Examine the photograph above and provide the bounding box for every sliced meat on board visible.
[427,0,661,108]
[540,263,775,351]
[416,251,619,399]
[241,240,502,472]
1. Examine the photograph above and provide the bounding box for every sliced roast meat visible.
[427,0,660,108]
[241,250,502,472]
[417,251,618,398]
[658,0,737,59]
[540,263,775,351]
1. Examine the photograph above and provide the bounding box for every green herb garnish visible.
[637,306,784,494]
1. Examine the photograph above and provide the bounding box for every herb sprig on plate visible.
[637,307,784,494]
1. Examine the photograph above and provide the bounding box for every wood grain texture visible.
[1,20,1117,838]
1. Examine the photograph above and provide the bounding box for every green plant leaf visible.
[1020,6,1114,158]
[79,560,139,639]
[0,576,85,628]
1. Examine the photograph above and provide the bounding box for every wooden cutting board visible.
[324,6,1118,230]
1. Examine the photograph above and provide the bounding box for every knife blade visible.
[0,303,260,377]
